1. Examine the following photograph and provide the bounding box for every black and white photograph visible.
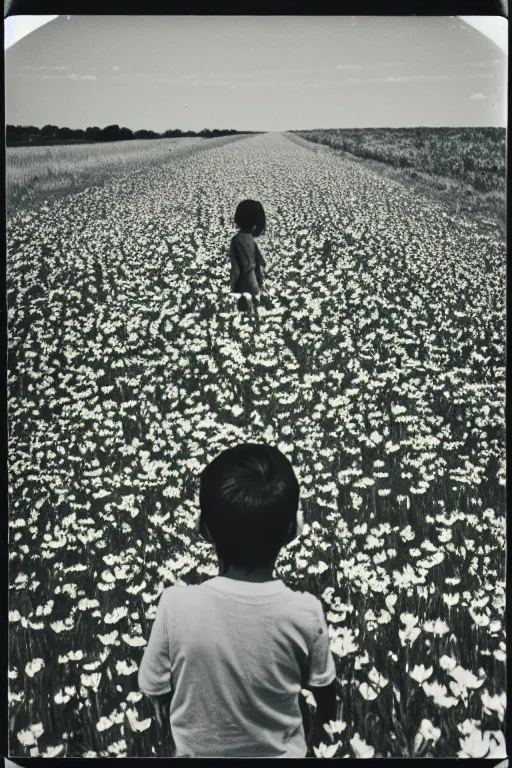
[5,13,508,759]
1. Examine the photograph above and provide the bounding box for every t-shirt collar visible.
[204,576,287,596]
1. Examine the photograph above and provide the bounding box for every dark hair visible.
[234,199,266,237]
[199,443,299,569]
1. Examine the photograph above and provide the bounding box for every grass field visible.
[5,134,249,214]
[7,132,506,758]
[293,128,507,237]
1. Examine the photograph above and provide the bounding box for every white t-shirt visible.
[138,576,336,758]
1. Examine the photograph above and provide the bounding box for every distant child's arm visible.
[234,239,261,295]
[254,244,266,293]
[255,242,266,268]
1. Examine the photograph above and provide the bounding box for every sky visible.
[4,15,508,132]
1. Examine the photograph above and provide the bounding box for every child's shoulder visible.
[160,580,218,604]
[159,582,198,605]
[282,584,324,616]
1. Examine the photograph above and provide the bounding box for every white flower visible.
[313,741,339,758]
[399,624,421,646]
[80,672,101,692]
[122,634,147,647]
[419,718,441,743]
[25,658,44,677]
[354,651,370,669]
[443,592,460,606]
[104,607,128,624]
[481,689,506,720]
[42,745,65,757]
[330,628,358,657]
[78,598,100,611]
[449,665,485,689]
[422,680,458,708]
[126,691,143,703]
[457,718,482,736]
[458,728,498,758]
[423,618,449,636]
[359,682,378,700]
[414,718,442,752]
[301,689,317,709]
[17,723,44,746]
[400,525,415,541]
[409,664,433,684]
[368,666,388,688]
[17,730,37,747]
[54,690,71,704]
[485,731,507,759]
[439,655,457,671]
[116,660,138,676]
[385,593,398,612]
[323,719,347,737]
[308,560,329,575]
[350,732,375,758]
[126,707,152,732]
[96,716,114,732]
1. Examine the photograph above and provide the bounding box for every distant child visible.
[229,200,267,316]
[138,443,337,758]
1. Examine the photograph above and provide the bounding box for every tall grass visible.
[293,128,506,234]
[6,135,248,215]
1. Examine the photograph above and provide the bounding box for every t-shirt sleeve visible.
[138,590,173,696]
[307,599,337,688]
[255,243,266,268]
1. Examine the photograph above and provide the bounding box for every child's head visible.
[234,199,266,237]
[199,443,300,570]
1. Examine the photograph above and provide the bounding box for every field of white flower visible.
[7,132,506,758]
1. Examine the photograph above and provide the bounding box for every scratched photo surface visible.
[6,15,507,758]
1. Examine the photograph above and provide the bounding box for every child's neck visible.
[220,560,276,583]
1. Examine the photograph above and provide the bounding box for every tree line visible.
[6,124,259,145]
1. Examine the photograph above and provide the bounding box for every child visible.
[229,200,267,316]
[138,443,337,758]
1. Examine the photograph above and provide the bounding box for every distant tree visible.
[101,124,122,141]
[85,126,103,142]
[118,126,134,141]
[57,127,74,140]
[6,125,23,142]
[134,129,159,139]
[41,124,58,138]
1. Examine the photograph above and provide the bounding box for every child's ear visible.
[198,518,214,544]
[285,508,304,544]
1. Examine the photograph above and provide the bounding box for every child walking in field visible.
[138,443,337,758]
[229,200,267,318]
